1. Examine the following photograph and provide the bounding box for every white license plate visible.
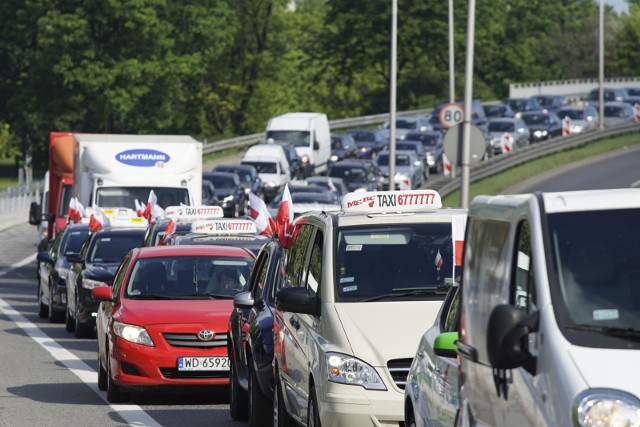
[177,357,230,371]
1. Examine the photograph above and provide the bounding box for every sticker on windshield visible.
[593,309,619,321]
[342,285,358,293]
[346,244,362,251]
[340,277,354,283]
[370,234,390,240]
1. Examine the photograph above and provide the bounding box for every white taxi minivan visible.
[273,189,467,426]
[455,189,640,426]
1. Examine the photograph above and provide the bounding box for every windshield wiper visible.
[565,324,640,339]
[361,286,448,302]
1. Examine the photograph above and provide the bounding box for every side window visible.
[305,230,324,297]
[112,252,133,296]
[443,286,461,333]
[248,250,269,300]
[283,224,315,288]
[513,220,536,314]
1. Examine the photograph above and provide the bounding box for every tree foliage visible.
[0,0,638,171]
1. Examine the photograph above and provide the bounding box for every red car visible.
[93,245,256,403]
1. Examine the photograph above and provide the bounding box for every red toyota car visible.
[92,245,255,403]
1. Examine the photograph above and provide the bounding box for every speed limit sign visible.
[438,103,464,129]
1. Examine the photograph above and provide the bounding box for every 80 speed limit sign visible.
[438,103,464,129]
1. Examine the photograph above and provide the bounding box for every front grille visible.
[159,368,229,379]
[387,358,412,390]
[162,332,228,349]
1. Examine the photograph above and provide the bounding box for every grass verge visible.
[442,133,640,207]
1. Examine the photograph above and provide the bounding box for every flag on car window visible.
[434,249,443,271]
[249,192,275,236]
[157,213,177,246]
[277,184,295,248]
[67,197,85,224]
[135,199,146,218]
[452,215,467,267]
[89,206,110,233]
[327,178,338,192]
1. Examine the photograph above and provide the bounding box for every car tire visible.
[307,385,321,427]
[106,347,129,403]
[74,299,92,339]
[37,284,48,318]
[274,374,294,427]
[249,361,270,427]
[98,353,108,391]
[229,358,248,421]
[48,283,64,323]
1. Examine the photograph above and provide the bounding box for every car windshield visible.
[604,106,624,117]
[242,161,277,174]
[266,130,310,148]
[557,110,584,120]
[488,121,515,132]
[88,234,142,263]
[406,133,440,147]
[347,131,376,142]
[549,208,640,339]
[125,256,254,299]
[383,119,417,130]
[206,175,236,189]
[218,168,253,183]
[507,99,527,111]
[63,229,90,255]
[335,224,454,302]
[95,187,189,210]
[484,105,504,118]
[329,166,368,183]
[523,114,549,125]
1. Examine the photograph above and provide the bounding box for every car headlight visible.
[534,130,548,138]
[113,321,155,347]
[330,154,339,163]
[56,267,70,282]
[326,352,386,390]
[571,125,584,132]
[301,155,310,164]
[266,181,277,188]
[574,389,640,427]
[223,195,234,203]
[83,277,108,290]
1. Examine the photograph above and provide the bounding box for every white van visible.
[265,112,331,175]
[454,189,640,426]
[240,144,290,201]
[273,190,468,426]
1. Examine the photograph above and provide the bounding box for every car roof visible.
[136,244,255,259]
[300,207,468,228]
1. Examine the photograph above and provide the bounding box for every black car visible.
[214,164,263,198]
[202,172,248,218]
[229,238,284,424]
[329,133,358,164]
[141,218,194,247]
[66,226,146,338]
[202,180,219,206]
[520,110,563,143]
[37,222,90,322]
[533,94,566,112]
[305,176,349,197]
[482,102,515,119]
[505,97,545,115]
[405,131,445,174]
[343,129,386,159]
[327,159,383,192]
[273,142,309,179]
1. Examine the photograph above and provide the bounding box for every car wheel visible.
[106,346,129,403]
[229,357,248,421]
[74,299,92,339]
[274,374,294,427]
[407,410,417,427]
[98,351,108,391]
[307,385,321,427]
[249,362,270,427]
[48,282,64,323]
[38,284,48,318]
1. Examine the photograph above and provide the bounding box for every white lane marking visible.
[0,253,38,277]
[0,255,162,427]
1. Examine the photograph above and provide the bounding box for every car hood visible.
[83,263,119,281]
[120,299,235,326]
[333,301,443,366]
[526,124,552,131]
[258,173,288,186]
[568,345,640,396]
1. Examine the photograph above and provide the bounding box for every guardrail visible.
[0,179,42,216]
[427,121,640,199]
[202,108,434,156]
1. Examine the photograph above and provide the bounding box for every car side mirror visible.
[37,251,53,265]
[92,286,114,302]
[66,253,83,265]
[434,331,459,358]
[486,304,538,375]
[276,287,319,316]
[233,291,254,310]
[29,202,42,225]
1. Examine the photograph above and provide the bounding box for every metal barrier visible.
[0,178,42,216]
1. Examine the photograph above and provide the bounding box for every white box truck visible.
[265,112,331,175]
[72,134,202,210]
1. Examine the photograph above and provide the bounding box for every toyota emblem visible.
[197,330,215,342]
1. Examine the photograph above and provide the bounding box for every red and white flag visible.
[327,178,338,193]
[157,214,177,246]
[249,192,276,236]
[135,199,146,217]
[452,215,467,267]
[89,206,110,233]
[141,190,157,222]
[443,153,452,177]
[67,197,85,224]
[434,249,443,271]
[276,184,295,248]
[562,116,572,136]
[502,133,513,153]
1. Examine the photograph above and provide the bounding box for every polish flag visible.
[157,214,177,246]
[141,190,157,222]
[67,197,85,224]
[89,206,110,233]
[135,199,146,217]
[327,178,338,193]
[562,116,572,135]
[249,192,276,236]
[434,250,443,271]
[276,184,295,248]
[452,215,467,267]
[443,153,452,177]
[502,133,513,153]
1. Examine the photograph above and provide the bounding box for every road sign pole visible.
[461,0,476,209]
[389,0,397,186]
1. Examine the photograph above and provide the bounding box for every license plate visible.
[177,357,230,371]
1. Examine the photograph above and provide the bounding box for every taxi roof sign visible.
[164,205,224,220]
[341,190,442,213]
[190,219,258,235]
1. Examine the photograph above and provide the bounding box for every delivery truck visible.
[72,134,202,210]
